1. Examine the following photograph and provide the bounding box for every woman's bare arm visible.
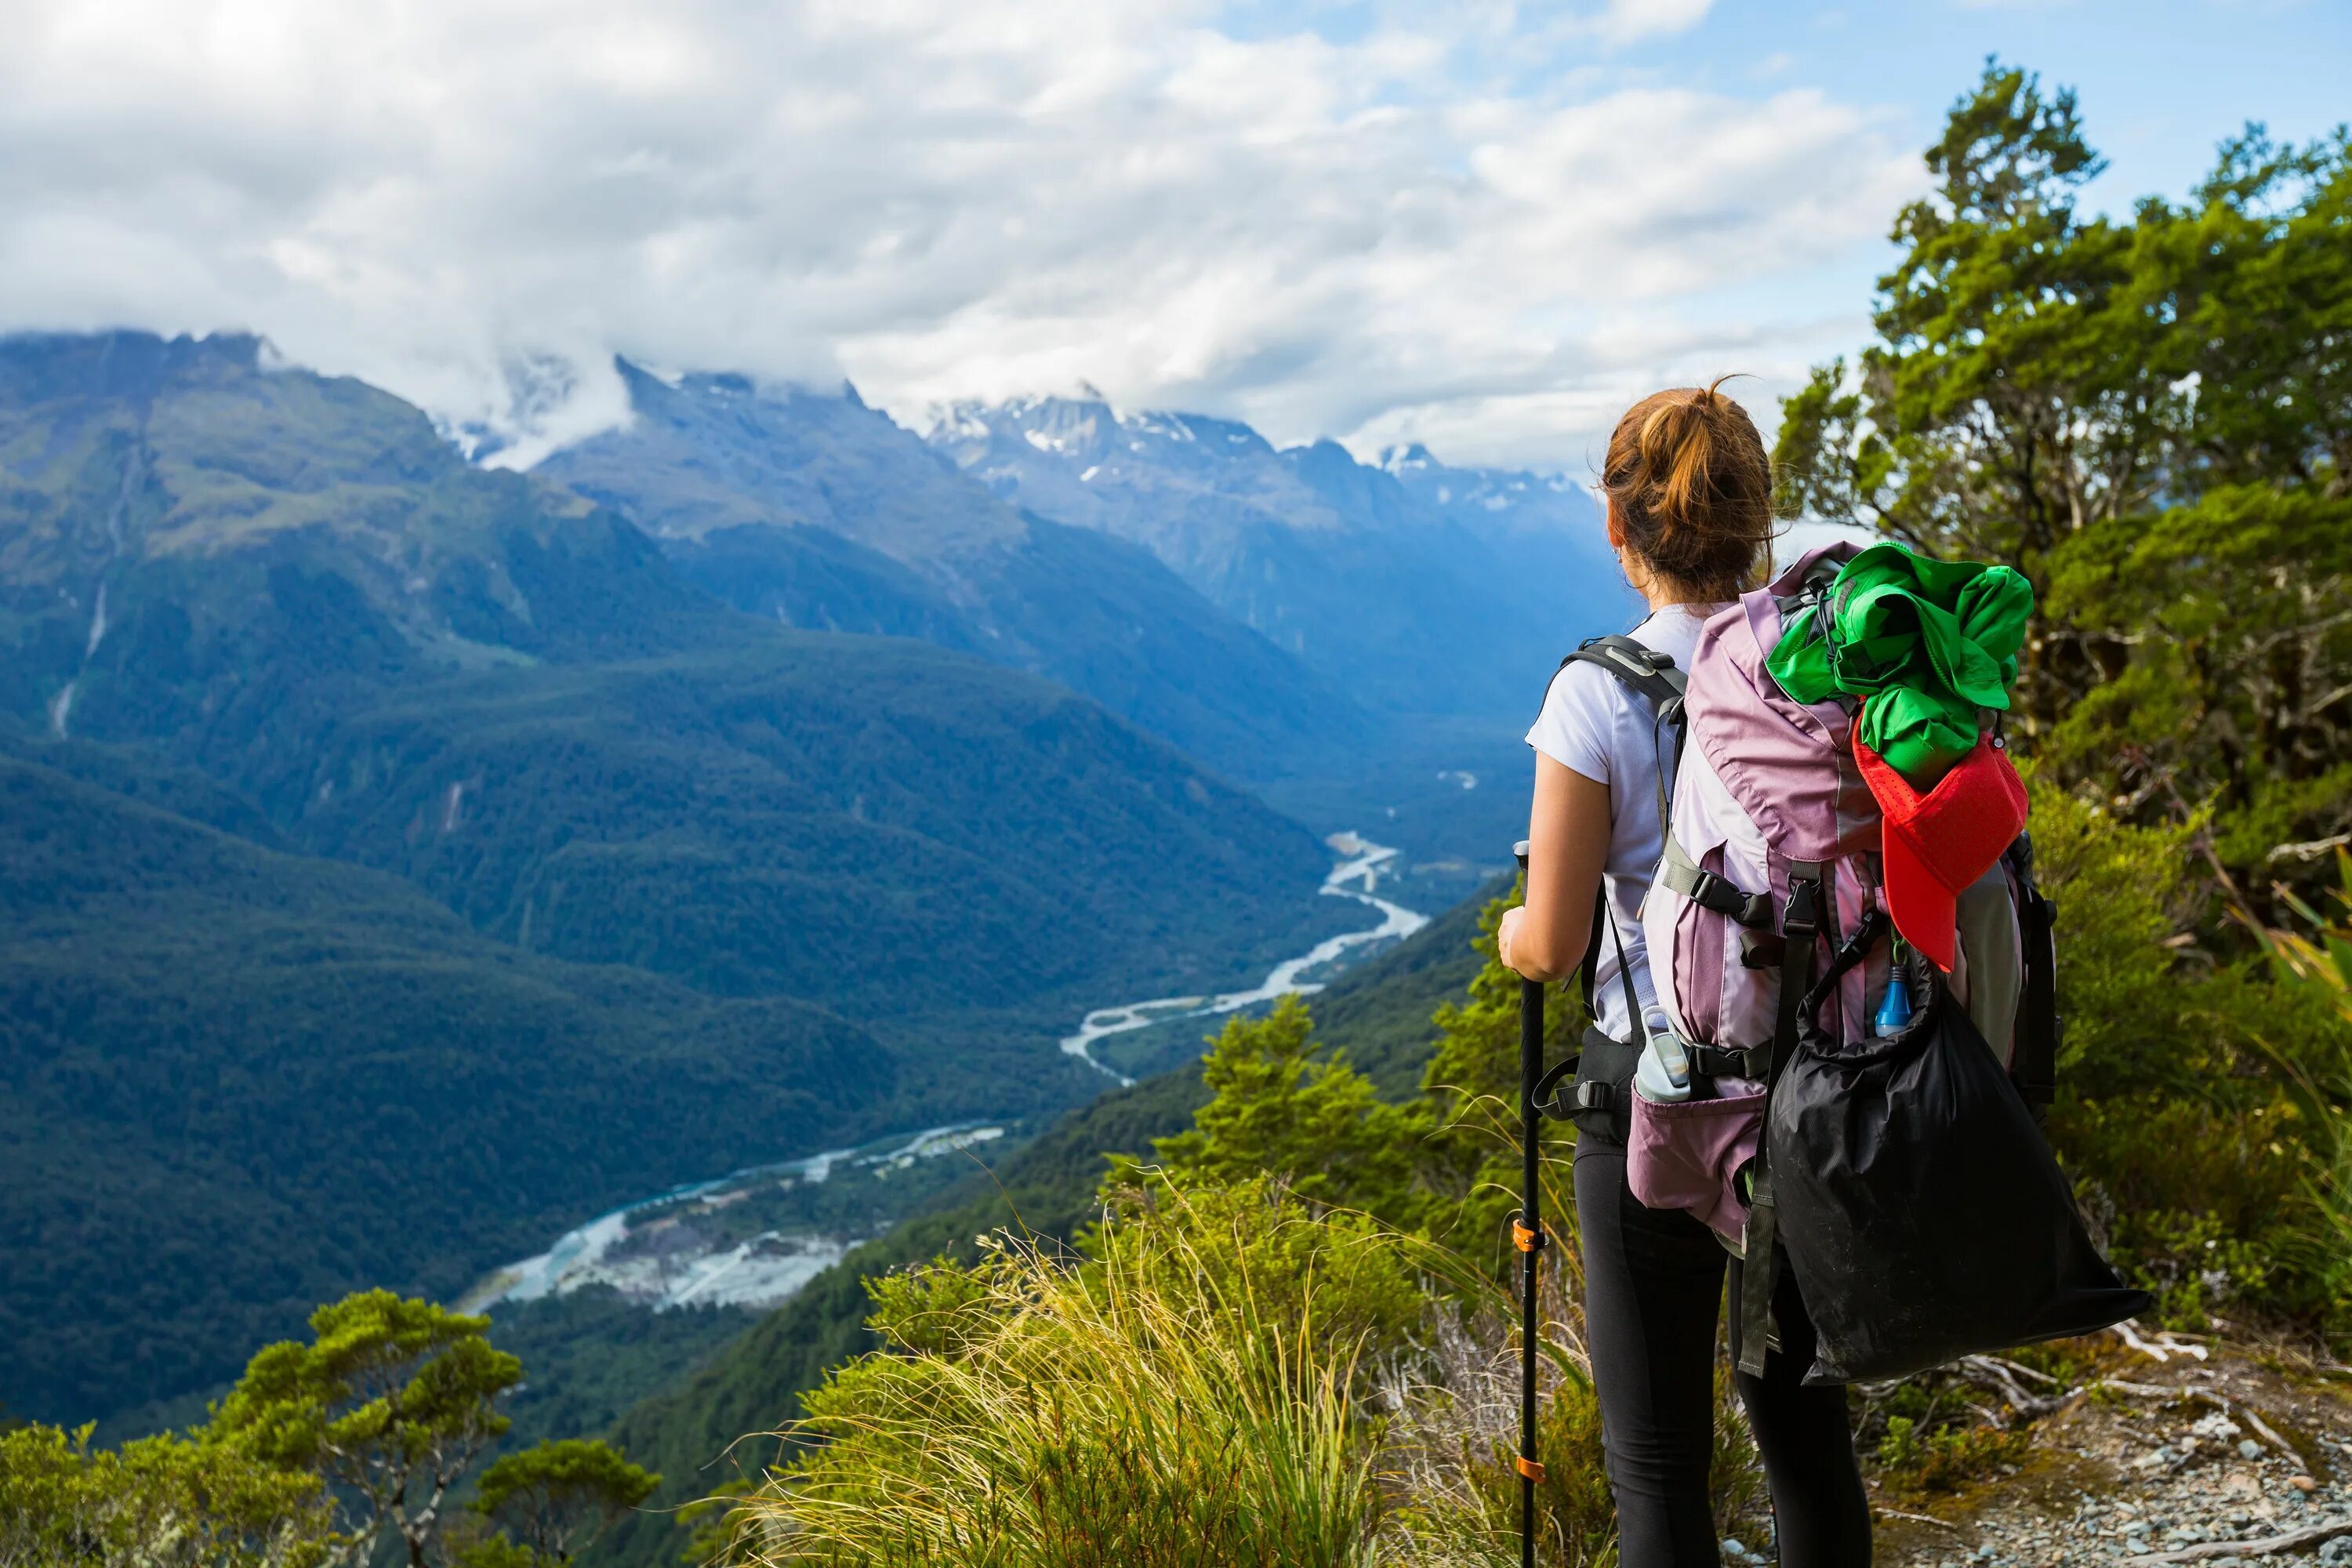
[1497,753,1612,983]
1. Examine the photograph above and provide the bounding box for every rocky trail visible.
[1862,1334,2352,1567]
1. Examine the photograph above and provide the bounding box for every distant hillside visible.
[927,394,1629,717]
[535,363,1364,780]
[249,630,1357,1019]
[0,751,910,1425]
[584,878,1498,1566]
[0,331,1346,1022]
[0,332,720,744]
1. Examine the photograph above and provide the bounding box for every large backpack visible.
[1546,545,2055,1153]
[1558,543,2132,1381]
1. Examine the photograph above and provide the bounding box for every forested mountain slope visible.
[0,330,1344,1022]
[0,751,901,1425]
[536,363,1363,780]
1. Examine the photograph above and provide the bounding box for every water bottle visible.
[1633,1011,1693,1102]
[1875,940,1914,1035]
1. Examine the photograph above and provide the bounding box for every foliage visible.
[0,1290,663,1568]
[1410,882,1581,1276]
[486,1291,760,1465]
[470,1439,659,1565]
[1375,1309,1616,1568]
[2238,849,2352,1334]
[1871,1416,2029,1498]
[210,1291,523,1567]
[2024,782,2350,1329]
[0,1421,335,1568]
[1775,61,2352,881]
[1145,996,1416,1218]
[2042,485,2352,845]
[728,1181,1396,1567]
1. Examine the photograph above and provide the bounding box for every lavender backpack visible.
[1624,543,2036,1252]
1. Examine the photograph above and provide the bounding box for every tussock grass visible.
[727,1184,1387,1567]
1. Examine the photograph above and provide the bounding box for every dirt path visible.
[1864,1339,2352,1566]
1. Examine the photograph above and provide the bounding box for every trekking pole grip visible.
[1512,840,1544,1565]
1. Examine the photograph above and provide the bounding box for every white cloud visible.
[1589,0,1716,46]
[0,0,1921,469]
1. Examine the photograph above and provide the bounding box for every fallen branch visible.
[1955,1354,2071,1417]
[2090,1379,2193,1399]
[2267,832,2352,864]
[1875,1508,1960,1530]
[2121,1517,2352,1564]
[2113,1320,2211,1364]
[1982,1356,2062,1387]
[2234,1404,2310,1472]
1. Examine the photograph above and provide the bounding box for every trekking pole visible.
[1512,840,1545,1568]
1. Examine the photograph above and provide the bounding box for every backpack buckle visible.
[1782,874,1822,938]
[1693,1044,1769,1080]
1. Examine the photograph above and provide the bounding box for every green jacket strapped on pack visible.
[1764,542,2034,782]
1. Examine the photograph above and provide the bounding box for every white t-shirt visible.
[1524,604,1722,1041]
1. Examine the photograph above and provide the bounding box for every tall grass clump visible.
[723,1178,1402,1568]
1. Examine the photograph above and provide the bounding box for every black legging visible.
[1575,1142,1872,1567]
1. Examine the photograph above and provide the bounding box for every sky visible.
[2,0,2344,472]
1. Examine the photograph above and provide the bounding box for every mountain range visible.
[0,328,1621,1428]
[536,362,1364,782]
[927,390,1630,717]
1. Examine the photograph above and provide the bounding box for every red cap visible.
[1854,715,2028,973]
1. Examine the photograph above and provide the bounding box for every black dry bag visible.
[1767,917,2150,1385]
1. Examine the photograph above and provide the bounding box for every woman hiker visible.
[1496,380,1874,1567]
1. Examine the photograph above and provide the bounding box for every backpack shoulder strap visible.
[1537,632,1692,1033]
[1557,633,1690,849]
[1563,633,1687,710]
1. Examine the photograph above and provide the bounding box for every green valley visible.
[0,330,1387,1435]
[0,750,901,1422]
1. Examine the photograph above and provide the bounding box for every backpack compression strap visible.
[1734,861,1825,1380]
[2005,833,2060,1109]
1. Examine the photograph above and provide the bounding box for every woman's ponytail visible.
[1602,376,1772,601]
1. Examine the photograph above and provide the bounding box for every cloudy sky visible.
[2,0,2344,470]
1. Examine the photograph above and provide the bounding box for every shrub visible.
[0,1421,334,1568]
[1872,1416,2029,1497]
[2030,783,2350,1330]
